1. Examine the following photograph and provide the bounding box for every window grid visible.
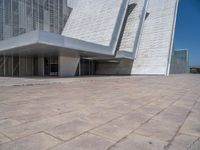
[0,0,71,41]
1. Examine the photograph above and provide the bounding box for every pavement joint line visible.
[187,136,200,150]
[0,130,65,147]
[0,110,78,130]
[88,131,117,142]
[106,92,188,150]
[0,131,13,141]
[45,129,100,150]
[0,130,43,145]
[0,75,200,149]
[42,131,65,142]
[46,95,166,149]
[164,110,192,150]
[164,96,200,150]
[0,82,63,88]
[179,133,200,139]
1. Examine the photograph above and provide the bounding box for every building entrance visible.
[80,58,96,76]
[44,56,58,76]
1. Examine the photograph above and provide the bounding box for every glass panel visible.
[5,56,12,76]
[19,56,26,76]
[0,56,4,76]
[1,0,71,41]
[26,56,33,76]
[44,56,58,76]
[33,56,38,76]
[0,1,3,40]
[13,56,19,76]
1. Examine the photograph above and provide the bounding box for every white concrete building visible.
[0,0,179,77]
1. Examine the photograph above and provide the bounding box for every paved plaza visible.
[0,75,200,150]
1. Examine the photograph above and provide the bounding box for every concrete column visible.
[79,60,81,76]
[38,56,44,76]
[59,55,80,77]
[19,56,26,76]
[12,56,13,76]
[19,56,21,77]
[3,55,5,77]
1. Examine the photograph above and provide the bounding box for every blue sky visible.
[175,0,200,66]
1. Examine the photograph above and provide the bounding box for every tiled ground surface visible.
[0,74,200,150]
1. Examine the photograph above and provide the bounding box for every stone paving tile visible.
[1,118,64,140]
[91,123,134,142]
[52,111,88,123]
[0,133,61,150]
[179,107,200,138]
[180,117,200,137]
[0,133,10,144]
[0,75,200,150]
[90,111,152,141]
[0,119,21,129]
[51,133,114,150]
[108,105,132,114]
[82,110,122,125]
[10,112,46,123]
[45,119,96,141]
[136,103,164,115]
[0,110,28,121]
[153,105,190,127]
[169,133,199,150]
[190,108,200,121]
[109,133,167,150]
[135,118,178,142]
[174,99,196,109]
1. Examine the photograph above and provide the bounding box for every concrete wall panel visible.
[38,57,44,76]
[59,56,80,77]
[96,60,133,75]
[132,0,178,75]
[118,0,147,54]
[62,0,124,46]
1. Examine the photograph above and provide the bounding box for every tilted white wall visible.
[62,0,124,46]
[118,0,146,53]
[132,0,178,75]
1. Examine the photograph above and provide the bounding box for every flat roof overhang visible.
[0,31,121,58]
[0,0,135,60]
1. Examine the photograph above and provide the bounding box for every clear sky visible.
[175,0,200,66]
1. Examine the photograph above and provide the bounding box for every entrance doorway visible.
[80,58,96,76]
[44,56,58,76]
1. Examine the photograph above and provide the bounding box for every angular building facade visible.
[0,0,179,77]
[170,49,189,74]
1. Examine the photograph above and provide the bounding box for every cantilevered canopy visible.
[0,31,117,58]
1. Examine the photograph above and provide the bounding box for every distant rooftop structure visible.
[170,49,189,74]
[190,65,200,74]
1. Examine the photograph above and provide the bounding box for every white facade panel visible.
[62,0,124,46]
[132,0,178,75]
[0,0,180,77]
[118,0,147,53]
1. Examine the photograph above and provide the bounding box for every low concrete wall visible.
[96,59,133,75]
[59,56,80,77]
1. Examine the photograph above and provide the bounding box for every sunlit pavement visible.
[0,74,199,150]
